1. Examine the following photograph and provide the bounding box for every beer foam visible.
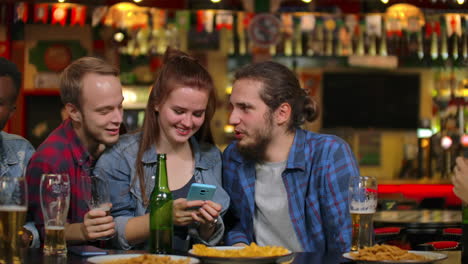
[95,205,110,211]
[0,205,27,212]
[46,226,65,230]
[350,209,375,214]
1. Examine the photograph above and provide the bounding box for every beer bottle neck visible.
[156,154,169,190]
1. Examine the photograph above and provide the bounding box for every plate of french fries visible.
[343,245,447,263]
[188,243,294,264]
[87,254,200,264]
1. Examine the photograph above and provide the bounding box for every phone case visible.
[69,245,108,256]
[187,183,216,201]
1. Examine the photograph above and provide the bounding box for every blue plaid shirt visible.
[222,128,359,253]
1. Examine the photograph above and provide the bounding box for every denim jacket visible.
[0,131,34,178]
[0,131,39,248]
[95,132,230,250]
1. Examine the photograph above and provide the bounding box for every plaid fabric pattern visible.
[222,128,359,253]
[26,119,93,242]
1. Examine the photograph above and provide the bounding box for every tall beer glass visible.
[80,168,113,240]
[349,175,377,251]
[0,177,27,264]
[40,174,70,256]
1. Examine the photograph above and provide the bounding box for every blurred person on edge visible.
[222,61,360,253]
[0,58,37,247]
[95,48,229,251]
[26,57,124,245]
[453,156,468,203]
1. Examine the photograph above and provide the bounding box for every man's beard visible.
[237,113,273,163]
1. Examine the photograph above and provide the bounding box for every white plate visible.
[87,254,199,264]
[342,250,448,263]
[188,246,294,264]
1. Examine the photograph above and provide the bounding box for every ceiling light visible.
[457,0,465,4]
[58,0,65,2]
[133,0,142,3]
[302,0,312,3]
[381,0,389,4]
[211,0,221,3]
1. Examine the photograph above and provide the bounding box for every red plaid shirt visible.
[26,119,95,242]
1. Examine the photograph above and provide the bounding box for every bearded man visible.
[222,61,360,254]
[26,57,124,245]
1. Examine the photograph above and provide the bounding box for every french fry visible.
[191,243,289,257]
[350,245,427,261]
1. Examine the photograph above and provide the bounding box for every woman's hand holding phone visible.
[173,198,205,226]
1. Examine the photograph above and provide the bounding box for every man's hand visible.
[81,208,115,241]
[453,157,468,203]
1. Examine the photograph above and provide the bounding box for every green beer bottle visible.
[149,154,173,254]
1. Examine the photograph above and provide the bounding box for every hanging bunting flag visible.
[216,10,233,31]
[281,13,293,36]
[151,8,166,30]
[196,10,205,32]
[176,10,190,31]
[51,4,68,26]
[71,5,87,26]
[366,14,382,37]
[300,14,315,32]
[204,10,214,33]
[386,17,402,37]
[345,14,358,37]
[15,3,28,23]
[407,16,421,33]
[445,14,461,37]
[34,4,49,24]
[92,6,107,27]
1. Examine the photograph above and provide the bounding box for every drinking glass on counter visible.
[349,175,378,251]
[40,173,70,256]
[0,176,27,264]
[80,168,113,240]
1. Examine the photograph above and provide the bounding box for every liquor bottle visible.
[149,154,173,254]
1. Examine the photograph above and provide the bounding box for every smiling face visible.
[0,76,16,131]
[155,86,209,145]
[75,73,124,148]
[229,79,274,162]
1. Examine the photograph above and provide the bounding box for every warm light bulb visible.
[58,0,65,2]
[113,32,125,43]
[133,0,142,2]
[302,0,312,3]
[211,0,221,3]
[381,0,389,3]
[441,136,453,150]
[457,0,465,4]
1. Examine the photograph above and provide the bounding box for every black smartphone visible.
[69,245,108,256]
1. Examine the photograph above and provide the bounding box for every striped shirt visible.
[222,128,359,253]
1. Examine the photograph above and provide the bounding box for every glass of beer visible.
[40,174,70,256]
[0,176,27,264]
[80,168,113,240]
[349,175,377,251]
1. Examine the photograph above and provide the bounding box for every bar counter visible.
[14,248,464,264]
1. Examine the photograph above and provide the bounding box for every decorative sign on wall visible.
[29,40,87,72]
